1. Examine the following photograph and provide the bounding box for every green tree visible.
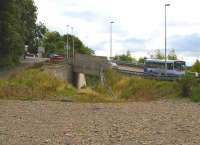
[138,57,146,63]
[113,50,136,63]
[0,0,37,67]
[29,22,48,53]
[191,60,200,73]
[43,31,64,54]
[62,34,94,55]
[43,32,94,55]
[168,49,177,60]
[151,49,165,60]
[21,0,37,52]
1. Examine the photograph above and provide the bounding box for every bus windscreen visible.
[174,61,186,71]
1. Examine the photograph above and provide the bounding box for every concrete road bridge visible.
[42,53,145,88]
[42,53,111,89]
[21,53,184,88]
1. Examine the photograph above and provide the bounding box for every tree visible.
[43,32,94,55]
[0,0,37,67]
[138,57,146,63]
[21,0,37,52]
[62,34,94,55]
[168,49,177,60]
[113,50,136,63]
[28,22,48,53]
[191,60,200,73]
[151,49,165,59]
[43,31,64,54]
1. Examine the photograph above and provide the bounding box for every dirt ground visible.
[0,100,200,145]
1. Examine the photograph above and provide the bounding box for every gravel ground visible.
[0,100,200,145]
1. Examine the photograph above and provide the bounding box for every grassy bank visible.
[0,67,200,102]
[83,69,180,102]
[0,69,76,101]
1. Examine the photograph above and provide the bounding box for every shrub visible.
[191,84,200,102]
[117,77,179,101]
[177,75,196,98]
[89,69,180,102]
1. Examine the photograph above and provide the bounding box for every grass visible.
[0,69,76,101]
[84,69,181,102]
[191,85,200,102]
[1,67,200,103]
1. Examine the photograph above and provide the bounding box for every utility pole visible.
[67,25,70,59]
[165,4,170,75]
[71,26,75,60]
[110,21,114,60]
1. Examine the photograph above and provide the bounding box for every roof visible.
[145,59,185,63]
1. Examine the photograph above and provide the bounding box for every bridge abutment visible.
[75,73,87,89]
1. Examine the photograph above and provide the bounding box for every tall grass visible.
[84,69,180,102]
[1,68,200,102]
[177,75,200,102]
[0,69,76,100]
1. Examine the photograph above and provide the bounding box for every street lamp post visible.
[71,26,75,60]
[110,21,114,60]
[67,25,70,59]
[165,4,170,75]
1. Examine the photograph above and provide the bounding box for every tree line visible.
[42,30,94,56]
[0,0,37,67]
[0,0,94,67]
[113,48,178,64]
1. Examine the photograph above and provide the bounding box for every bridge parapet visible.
[73,53,110,76]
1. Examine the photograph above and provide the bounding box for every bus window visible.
[159,62,165,69]
[167,63,173,70]
[174,61,186,71]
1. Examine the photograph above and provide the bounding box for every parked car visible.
[49,54,65,62]
[24,52,36,59]
[107,60,118,68]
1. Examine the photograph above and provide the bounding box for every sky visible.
[34,0,200,65]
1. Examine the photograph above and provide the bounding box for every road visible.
[117,65,144,73]
[0,100,200,145]
[20,57,49,64]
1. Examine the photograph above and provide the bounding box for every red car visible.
[49,54,65,62]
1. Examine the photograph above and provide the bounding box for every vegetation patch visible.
[177,75,200,102]
[85,69,181,102]
[191,84,200,102]
[1,68,200,103]
[0,69,76,101]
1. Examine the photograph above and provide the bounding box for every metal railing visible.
[113,67,181,81]
[112,60,144,68]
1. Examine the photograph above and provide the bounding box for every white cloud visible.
[34,0,200,65]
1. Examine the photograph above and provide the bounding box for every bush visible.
[191,84,200,102]
[177,75,196,98]
[116,77,179,101]
[88,69,180,102]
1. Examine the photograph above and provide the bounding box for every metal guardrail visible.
[113,67,180,81]
[112,60,144,68]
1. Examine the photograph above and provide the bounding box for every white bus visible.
[144,59,186,76]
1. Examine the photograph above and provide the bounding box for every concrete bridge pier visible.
[75,72,87,89]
